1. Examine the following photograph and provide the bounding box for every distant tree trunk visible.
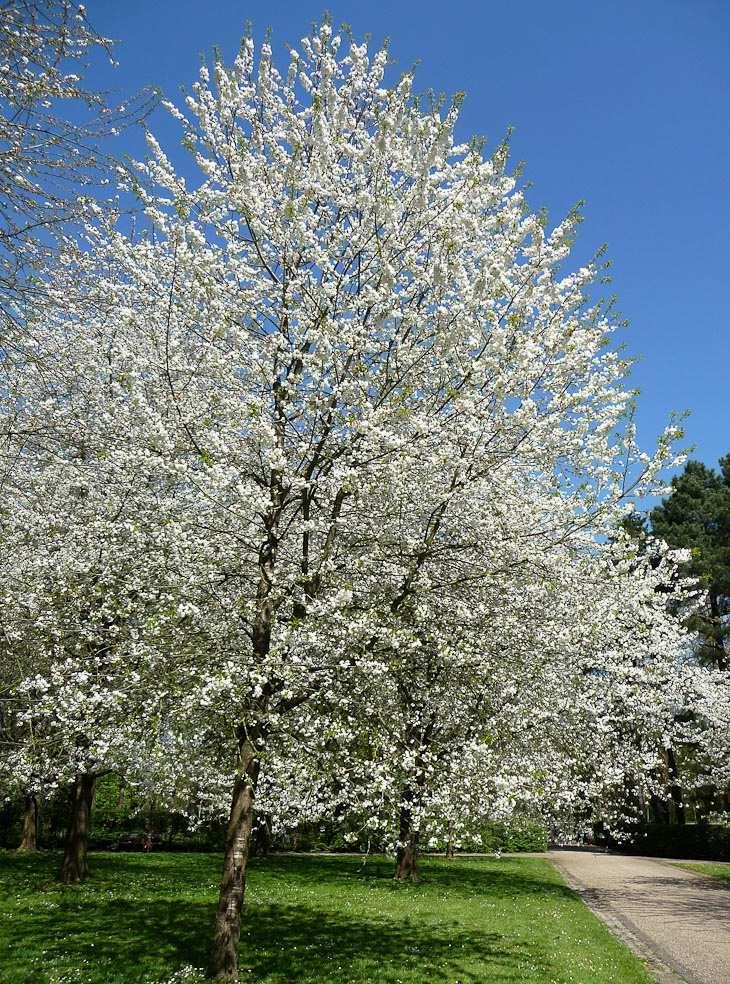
[650,793,670,824]
[649,758,671,824]
[395,824,420,880]
[59,773,96,884]
[445,824,455,860]
[251,812,272,858]
[394,787,420,881]
[212,731,260,983]
[667,747,685,825]
[17,794,39,851]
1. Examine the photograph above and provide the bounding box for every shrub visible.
[474,820,548,853]
[627,822,730,861]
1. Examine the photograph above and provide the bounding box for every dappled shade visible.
[0,852,653,983]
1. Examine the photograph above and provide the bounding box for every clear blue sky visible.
[92,0,729,482]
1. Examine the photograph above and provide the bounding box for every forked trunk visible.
[59,773,96,884]
[212,735,260,983]
[17,793,39,852]
[211,458,277,981]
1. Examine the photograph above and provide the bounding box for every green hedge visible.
[475,820,548,853]
[628,823,730,861]
[274,818,548,855]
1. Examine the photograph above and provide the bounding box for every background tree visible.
[0,0,154,321]
[648,457,730,821]
[650,457,730,669]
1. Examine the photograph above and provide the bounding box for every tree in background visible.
[0,1,157,870]
[648,457,730,821]
[0,0,154,320]
[651,457,730,669]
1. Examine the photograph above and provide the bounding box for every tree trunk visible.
[59,773,96,884]
[17,794,39,851]
[667,747,685,825]
[650,792,669,824]
[445,823,455,860]
[251,812,272,858]
[395,827,420,881]
[394,792,420,882]
[212,734,260,983]
[211,454,277,981]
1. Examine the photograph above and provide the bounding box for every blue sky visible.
[92,0,729,485]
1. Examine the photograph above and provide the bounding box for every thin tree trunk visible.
[445,823,455,860]
[212,733,260,983]
[59,773,96,884]
[251,811,272,858]
[211,408,280,981]
[17,793,39,852]
[667,747,685,825]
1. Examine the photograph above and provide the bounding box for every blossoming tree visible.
[0,20,713,983]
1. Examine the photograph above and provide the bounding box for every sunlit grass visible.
[0,850,654,983]
[672,861,730,884]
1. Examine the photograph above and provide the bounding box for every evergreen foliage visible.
[651,457,730,667]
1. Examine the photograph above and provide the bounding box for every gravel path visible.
[549,851,730,984]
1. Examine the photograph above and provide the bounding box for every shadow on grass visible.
[0,848,572,896]
[0,852,567,982]
[249,851,577,896]
[4,899,550,983]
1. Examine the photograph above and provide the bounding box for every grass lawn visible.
[0,850,655,984]
[672,862,730,884]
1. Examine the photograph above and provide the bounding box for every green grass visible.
[672,861,730,884]
[0,850,655,983]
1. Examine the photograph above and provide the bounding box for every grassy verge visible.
[672,861,730,884]
[0,850,654,983]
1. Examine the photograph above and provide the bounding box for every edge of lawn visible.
[670,861,730,884]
